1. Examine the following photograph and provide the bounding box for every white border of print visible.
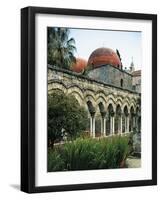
[35,14,152,187]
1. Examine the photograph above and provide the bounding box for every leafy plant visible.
[47,27,76,69]
[48,136,130,171]
[48,150,65,172]
[48,91,88,146]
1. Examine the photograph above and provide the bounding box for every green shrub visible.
[48,150,65,172]
[48,136,130,172]
[48,91,88,146]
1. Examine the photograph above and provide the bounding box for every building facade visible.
[48,69,140,138]
[48,47,141,138]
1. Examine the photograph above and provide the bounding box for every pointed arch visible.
[96,94,107,110]
[84,89,96,101]
[85,95,96,108]
[96,91,107,103]
[67,86,84,106]
[48,82,67,94]
[123,96,130,106]
[123,104,130,114]
[107,97,116,112]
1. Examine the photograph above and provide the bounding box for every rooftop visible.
[132,70,141,77]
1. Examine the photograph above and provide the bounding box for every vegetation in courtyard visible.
[48,136,130,172]
[48,91,88,147]
[47,27,76,69]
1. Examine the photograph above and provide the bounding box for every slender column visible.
[133,114,136,130]
[135,115,138,132]
[93,116,95,138]
[133,116,135,129]
[129,115,131,132]
[131,116,132,132]
[110,116,113,135]
[117,117,120,134]
[112,116,115,135]
[103,118,106,137]
[101,117,103,136]
[90,117,93,137]
[120,114,123,135]
[125,116,127,133]
[131,116,133,131]
[127,115,129,133]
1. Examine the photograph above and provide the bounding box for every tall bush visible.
[48,91,88,146]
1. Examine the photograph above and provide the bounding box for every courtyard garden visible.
[47,90,140,172]
[48,135,131,172]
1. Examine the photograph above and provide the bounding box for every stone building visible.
[48,47,141,138]
[131,70,141,93]
[125,58,141,93]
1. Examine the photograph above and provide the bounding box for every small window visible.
[132,85,136,90]
[120,79,123,87]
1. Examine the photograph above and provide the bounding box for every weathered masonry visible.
[88,64,133,91]
[48,66,141,138]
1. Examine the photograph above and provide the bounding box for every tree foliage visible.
[47,27,76,69]
[48,91,88,146]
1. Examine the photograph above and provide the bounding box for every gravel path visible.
[126,157,141,168]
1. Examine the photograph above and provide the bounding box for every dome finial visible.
[116,49,123,69]
[129,56,135,72]
[131,56,134,67]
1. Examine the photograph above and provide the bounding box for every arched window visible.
[120,79,123,87]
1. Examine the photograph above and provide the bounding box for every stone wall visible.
[132,76,141,93]
[48,66,140,137]
[88,65,133,91]
[48,67,139,112]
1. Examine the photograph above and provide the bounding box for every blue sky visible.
[69,28,142,70]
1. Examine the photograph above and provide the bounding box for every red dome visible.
[88,47,122,69]
[71,58,87,73]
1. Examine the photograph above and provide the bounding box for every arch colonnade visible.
[48,81,140,138]
[87,101,138,138]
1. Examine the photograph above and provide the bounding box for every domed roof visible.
[71,58,87,73]
[87,47,122,69]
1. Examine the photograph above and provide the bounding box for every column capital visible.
[118,111,123,116]
[126,112,129,116]
[111,111,115,117]
[132,112,136,117]
[90,111,96,117]
[101,111,106,118]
